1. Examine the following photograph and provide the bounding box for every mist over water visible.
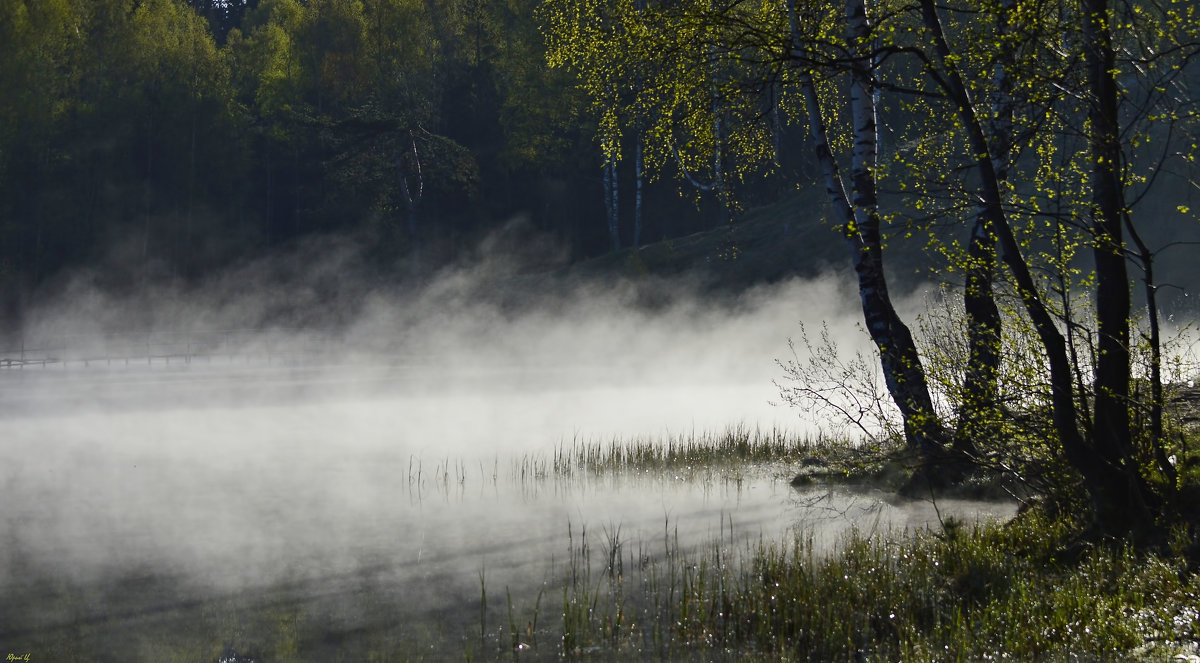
[4,227,873,435]
[0,231,1019,656]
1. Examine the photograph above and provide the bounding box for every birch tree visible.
[543,0,1200,534]
[544,0,950,456]
[899,0,1200,534]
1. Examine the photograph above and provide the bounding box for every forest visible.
[1,0,781,331]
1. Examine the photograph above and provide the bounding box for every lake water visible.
[0,360,1015,659]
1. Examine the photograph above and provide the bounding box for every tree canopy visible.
[1,0,718,312]
[542,0,1200,536]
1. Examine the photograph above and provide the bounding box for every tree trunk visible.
[846,0,946,457]
[1124,212,1176,485]
[1084,0,1155,532]
[790,0,945,456]
[602,153,620,252]
[1084,0,1131,465]
[634,138,644,248]
[917,0,1003,457]
[398,132,423,262]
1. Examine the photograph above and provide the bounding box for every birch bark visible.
[789,0,946,455]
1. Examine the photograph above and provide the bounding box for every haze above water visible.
[0,247,1017,656]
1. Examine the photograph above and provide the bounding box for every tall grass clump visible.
[492,507,1199,661]
[545,425,858,477]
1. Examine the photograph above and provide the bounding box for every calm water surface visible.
[0,362,1015,658]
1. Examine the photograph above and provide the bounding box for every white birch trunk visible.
[398,132,424,261]
[789,0,944,454]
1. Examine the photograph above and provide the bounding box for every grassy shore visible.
[480,505,1198,662]
[479,429,1200,662]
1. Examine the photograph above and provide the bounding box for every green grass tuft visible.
[492,507,1199,661]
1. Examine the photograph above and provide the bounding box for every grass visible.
[485,508,1200,661]
[393,427,866,501]
[512,425,871,482]
[548,426,827,474]
[464,428,1200,661]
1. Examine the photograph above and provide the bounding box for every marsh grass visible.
[394,427,897,505]
[484,508,1199,661]
[526,425,866,480]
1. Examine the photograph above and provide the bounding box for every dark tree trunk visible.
[1085,0,1131,466]
[846,0,946,457]
[602,153,620,252]
[1084,0,1155,532]
[634,138,644,248]
[789,0,946,457]
[917,0,1003,457]
[1124,213,1176,485]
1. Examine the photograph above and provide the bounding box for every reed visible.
[543,425,857,477]
[484,507,1199,661]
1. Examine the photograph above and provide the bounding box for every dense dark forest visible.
[1,0,807,330]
